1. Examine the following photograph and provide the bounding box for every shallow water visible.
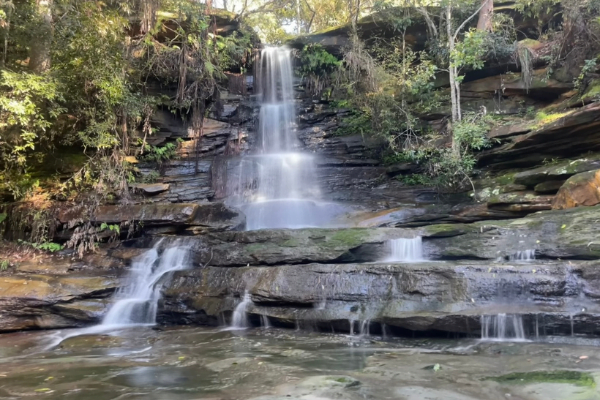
[1,327,600,400]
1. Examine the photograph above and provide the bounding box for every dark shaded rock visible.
[552,169,600,209]
[188,202,245,232]
[386,163,418,177]
[534,180,565,194]
[489,122,532,140]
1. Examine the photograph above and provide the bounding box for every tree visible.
[476,0,493,31]
[29,0,52,73]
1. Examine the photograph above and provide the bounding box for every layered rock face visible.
[148,205,600,336]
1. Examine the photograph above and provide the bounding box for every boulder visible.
[552,169,600,209]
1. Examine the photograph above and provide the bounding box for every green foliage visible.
[575,58,598,90]
[0,259,9,271]
[0,70,64,198]
[0,213,6,224]
[18,239,63,253]
[297,44,341,96]
[396,173,434,186]
[334,111,371,136]
[142,171,161,183]
[452,29,488,72]
[452,114,494,152]
[141,139,183,165]
[100,222,120,235]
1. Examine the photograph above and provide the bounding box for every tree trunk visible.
[476,0,493,31]
[29,0,52,73]
[446,5,459,124]
[446,4,462,155]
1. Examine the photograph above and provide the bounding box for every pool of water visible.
[1,327,599,399]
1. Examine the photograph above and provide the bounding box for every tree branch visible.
[416,7,438,38]
[453,1,488,40]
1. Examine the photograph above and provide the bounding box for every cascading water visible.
[227,46,340,230]
[509,250,536,261]
[386,237,424,262]
[480,314,527,342]
[230,291,252,329]
[102,243,190,326]
[46,241,190,348]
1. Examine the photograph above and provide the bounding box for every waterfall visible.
[231,291,252,329]
[387,237,424,262]
[45,241,190,348]
[102,242,190,326]
[227,46,336,230]
[509,250,536,261]
[480,314,527,341]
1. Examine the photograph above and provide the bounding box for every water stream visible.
[225,46,355,230]
[481,314,527,342]
[386,237,424,262]
[46,242,190,347]
[4,327,599,400]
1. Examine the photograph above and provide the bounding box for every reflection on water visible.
[1,327,599,400]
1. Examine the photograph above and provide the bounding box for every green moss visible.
[488,371,595,387]
[581,79,600,102]
[533,110,571,129]
[495,173,516,185]
[423,224,470,238]
[327,230,366,247]
[245,244,267,253]
[281,239,300,247]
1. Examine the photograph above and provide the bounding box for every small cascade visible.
[359,320,371,337]
[231,291,252,329]
[102,243,190,326]
[260,314,271,329]
[45,242,190,348]
[348,319,355,335]
[481,314,527,342]
[509,250,536,261]
[387,237,424,262]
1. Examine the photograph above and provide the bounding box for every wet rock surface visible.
[1,327,599,400]
[160,260,600,335]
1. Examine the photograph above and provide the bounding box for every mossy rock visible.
[487,371,595,387]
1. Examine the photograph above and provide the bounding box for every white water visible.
[481,314,527,342]
[102,243,190,325]
[45,242,190,348]
[231,291,252,328]
[509,249,536,261]
[387,237,424,262]
[227,47,328,230]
